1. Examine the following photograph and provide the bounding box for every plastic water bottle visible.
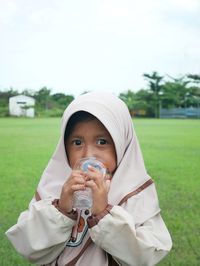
[73,157,107,210]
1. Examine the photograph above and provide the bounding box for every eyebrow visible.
[68,135,83,139]
[95,134,110,138]
[68,133,110,139]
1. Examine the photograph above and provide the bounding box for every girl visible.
[6,92,172,265]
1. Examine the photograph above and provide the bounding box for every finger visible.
[85,180,98,191]
[71,184,86,191]
[65,171,84,184]
[105,179,111,192]
[72,170,85,178]
[70,170,85,178]
[73,176,86,184]
[63,175,86,195]
[86,166,104,183]
[64,176,85,189]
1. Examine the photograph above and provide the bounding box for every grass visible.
[0,118,200,265]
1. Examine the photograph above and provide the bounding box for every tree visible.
[34,87,51,110]
[143,71,164,118]
[119,89,155,117]
[52,93,74,109]
[135,89,154,117]
[165,75,190,108]
[186,74,200,108]
[21,89,35,97]
[187,74,200,84]
[119,90,136,115]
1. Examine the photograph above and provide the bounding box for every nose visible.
[82,144,96,158]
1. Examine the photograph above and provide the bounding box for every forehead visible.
[69,118,109,135]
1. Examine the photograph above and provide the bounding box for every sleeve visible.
[5,199,76,265]
[88,205,172,266]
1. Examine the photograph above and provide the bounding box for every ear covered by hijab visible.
[36,92,160,223]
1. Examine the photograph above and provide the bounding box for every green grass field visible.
[0,118,200,265]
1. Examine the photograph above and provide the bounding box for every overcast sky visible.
[0,0,200,97]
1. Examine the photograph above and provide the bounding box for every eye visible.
[97,138,108,145]
[72,139,82,146]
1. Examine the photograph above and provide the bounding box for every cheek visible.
[106,153,117,174]
[68,158,75,169]
[66,145,78,168]
[67,152,84,169]
[110,160,117,174]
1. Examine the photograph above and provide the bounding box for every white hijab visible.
[37,91,160,217]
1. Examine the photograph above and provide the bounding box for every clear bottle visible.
[73,157,107,210]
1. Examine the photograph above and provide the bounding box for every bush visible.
[0,106,9,117]
[35,108,65,117]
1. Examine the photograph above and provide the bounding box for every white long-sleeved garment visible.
[6,198,172,266]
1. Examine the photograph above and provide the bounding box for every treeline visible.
[0,72,200,118]
[119,72,200,117]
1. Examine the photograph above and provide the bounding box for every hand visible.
[59,170,86,213]
[85,166,111,215]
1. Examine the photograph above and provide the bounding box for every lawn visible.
[0,118,200,265]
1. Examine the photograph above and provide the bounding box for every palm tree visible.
[143,71,164,118]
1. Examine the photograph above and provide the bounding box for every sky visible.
[0,0,200,97]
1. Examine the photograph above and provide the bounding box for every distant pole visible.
[159,100,162,118]
[158,91,163,119]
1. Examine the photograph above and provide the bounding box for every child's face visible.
[65,118,117,174]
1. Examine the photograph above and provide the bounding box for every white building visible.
[9,95,35,118]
